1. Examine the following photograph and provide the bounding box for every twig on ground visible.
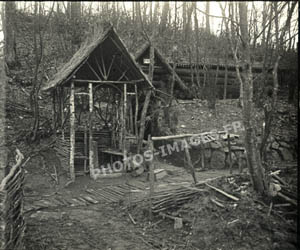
[205,183,239,201]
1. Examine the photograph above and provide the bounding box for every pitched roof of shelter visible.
[42,26,153,91]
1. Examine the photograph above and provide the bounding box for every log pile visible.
[0,149,26,250]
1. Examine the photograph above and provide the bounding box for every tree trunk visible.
[160,2,169,32]
[205,2,210,33]
[70,2,81,52]
[0,7,7,180]
[238,2,267,195]
[137,45,154,153]
[260,2,297,160]
[4,2,17,68]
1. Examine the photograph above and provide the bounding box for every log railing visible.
[0,149,25,250]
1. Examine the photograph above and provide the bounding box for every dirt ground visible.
[23,157,297,250]
[23,157,233,250]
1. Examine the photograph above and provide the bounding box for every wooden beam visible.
[73,79,145,84]
[69,81,76,181]
[88,82,95,179]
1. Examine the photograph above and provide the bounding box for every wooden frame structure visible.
[42,27,153,181]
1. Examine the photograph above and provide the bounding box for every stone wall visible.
[159,134,297,171]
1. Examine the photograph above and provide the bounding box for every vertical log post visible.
[200,141,205,170]
[134,84,139,140]
[60,87,65,140]
[123,84,127,172]
[69,81,76,181]
[119,95,124,150]
[148,135,154,221]
[227,134,233,174]
[128,97,134,134]
[137,90,151,153]
[84,123,88,173]
[52,90,56,135]
[184,146,197,184]
[89,82,95,179]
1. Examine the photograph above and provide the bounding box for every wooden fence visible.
[0,149,25,250]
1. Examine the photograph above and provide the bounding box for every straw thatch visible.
[42,26,153,92]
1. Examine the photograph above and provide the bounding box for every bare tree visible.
[237,2,268,195]
[260,2,297,160]
[4,1,17,68]
[0,3,7,180]
[205,2,210,33]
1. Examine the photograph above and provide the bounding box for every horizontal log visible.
[152,131,227,141]
[143,66,273,82]
[73,79,145,84]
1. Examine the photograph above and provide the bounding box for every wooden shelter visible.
[42,27,153,180]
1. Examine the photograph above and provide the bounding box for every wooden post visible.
[93,141,99,169]
[52,90,56,134]
[70,81,76,181]
[84,123,88,173]
[89,82,95,179]
[148,135,154,221]
[184,146,197,184]
[134,84,139,140]
[123,84,127,172]
[227,134,233,174]
[61,87,65,140]
[137,90,151,153]
[128,97,134,134]
[200,141,205,170]
[119,95,123,150]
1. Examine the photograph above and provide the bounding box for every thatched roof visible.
[42,26,153,92]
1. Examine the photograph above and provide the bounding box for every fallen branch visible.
[128,213,137,225]
[205,183,239,201]
[277,192,297,206]
[210,197,225,208]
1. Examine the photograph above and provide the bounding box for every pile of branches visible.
[267,169,297,221]
[151,186,209,214]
